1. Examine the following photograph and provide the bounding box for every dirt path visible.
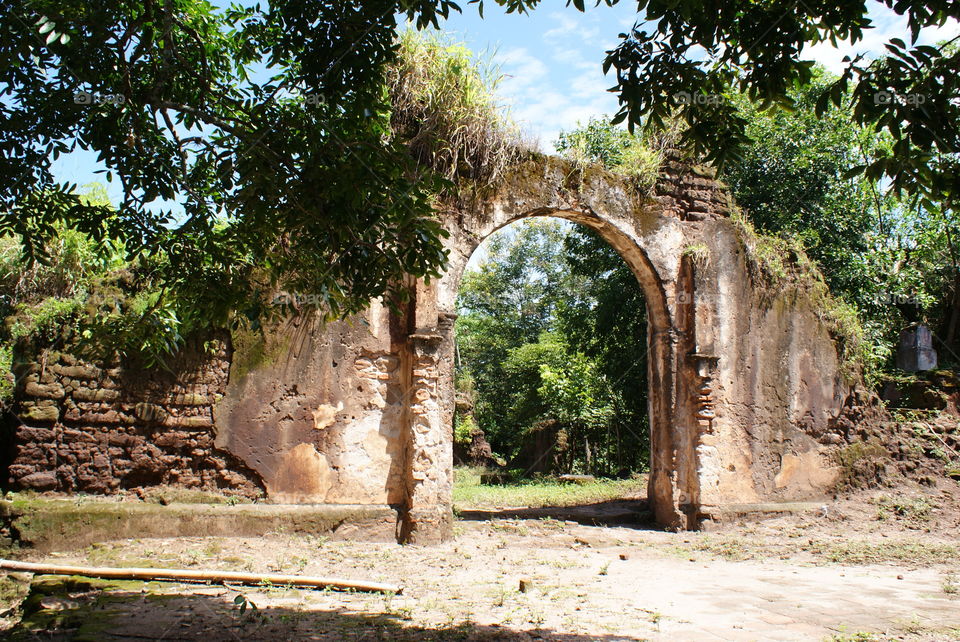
[4,502,959,641]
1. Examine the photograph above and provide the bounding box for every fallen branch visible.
[0,559,401,594]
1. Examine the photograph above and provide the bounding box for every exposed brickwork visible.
[5,334,264,498]
[654,151,734,221]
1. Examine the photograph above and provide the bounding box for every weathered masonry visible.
[6,154,858,542]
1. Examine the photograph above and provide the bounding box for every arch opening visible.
[445,213,669,518]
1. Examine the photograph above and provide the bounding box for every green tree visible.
[456,216,650,474]
[456,219,574,450]
[554,119,650,449]
[0,0,464,326]
[722,70,959,365]
[556,78,960,371]
[722,73,892,345]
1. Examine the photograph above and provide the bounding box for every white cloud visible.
[543,11,600,45]
[487,10,627,152]
[493,44,618,152]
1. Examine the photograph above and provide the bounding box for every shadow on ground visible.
[457,499,656,528]
[8,577,647,641]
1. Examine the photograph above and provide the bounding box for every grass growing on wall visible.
[388,30,527,187]
[554,116,667,194]
[0,344,12,404]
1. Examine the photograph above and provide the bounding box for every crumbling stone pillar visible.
[646,327,686,530]
[398,287,455,543]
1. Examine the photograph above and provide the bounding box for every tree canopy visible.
[3,0,957,333]
[1,1,463,327]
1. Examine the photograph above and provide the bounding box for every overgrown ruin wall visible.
[4,334,263,498]
[4,153,863,541]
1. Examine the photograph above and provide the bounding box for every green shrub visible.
[0,187,196,369]
[454,413,477,448]
[555,116,664,191]
[0,343,13,404]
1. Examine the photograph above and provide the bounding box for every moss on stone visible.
[0,498,397,552]
[139,488,253,506]
[229,324,291,383]
[833,439,890,489]
[730,210,869,383]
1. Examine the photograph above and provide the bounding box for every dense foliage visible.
[0,0,463,328]
[455,220,649,476]
[0,23,523,379]
[722,71,959,368]
[546,71,960,380]
[0,185,197,382]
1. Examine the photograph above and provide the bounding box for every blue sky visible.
[438,2,638,150]
[438,2,959,151]
[51,3,959,203]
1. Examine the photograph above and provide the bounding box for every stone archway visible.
[399,157,687,540]
[443,211,680,524]
[10,152,857,544]
[396,153,853,542]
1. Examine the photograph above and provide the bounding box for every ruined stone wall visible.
[681,218,849,518]
[424,153,859,530]
[2,152,867,539]
[211,301,409,508]
[4,334,263,497]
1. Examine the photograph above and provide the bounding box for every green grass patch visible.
[452,466,642,509]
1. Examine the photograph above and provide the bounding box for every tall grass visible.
[388,30,527,187]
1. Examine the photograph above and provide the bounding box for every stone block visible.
[20,404,60,423]
[135,402,169,423]
[895,324,938,372]
[178,393,209,406]
[61,428,98,444]
[18,471,59,491]
[24,381,65,399]
[12,362,40,379]
[175,415,213,430]
[55,364,102,379]
[72,387,119,402]
[153,432,186,447]
[17,426,55,442]
[7,464,36,479]
[108,433,139,447]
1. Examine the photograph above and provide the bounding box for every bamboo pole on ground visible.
[0,559,401,594]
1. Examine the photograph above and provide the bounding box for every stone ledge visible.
[697,502,826,522]
[0,500,399,552]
